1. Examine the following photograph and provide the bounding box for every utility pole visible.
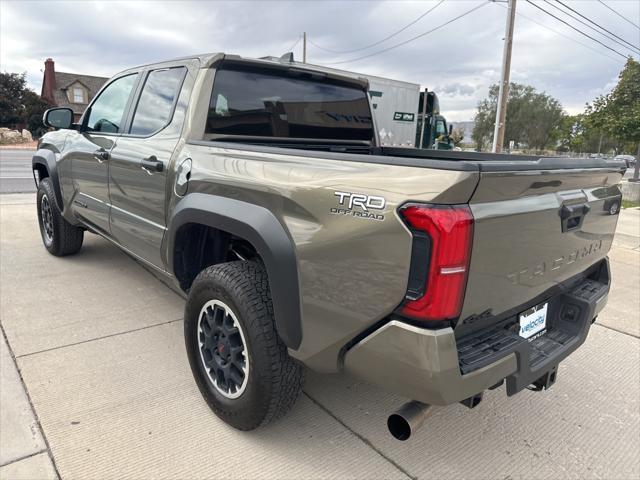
[303,32,307,63]
[492,0,517,153]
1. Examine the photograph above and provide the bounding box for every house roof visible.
[53,71,108,115]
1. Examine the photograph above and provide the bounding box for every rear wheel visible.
[184,261,304,430]
[36,178,83,256]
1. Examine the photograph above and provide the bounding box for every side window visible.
[87,74,138,133]
[130,67,186,136]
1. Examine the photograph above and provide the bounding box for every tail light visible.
[399,204,474,321]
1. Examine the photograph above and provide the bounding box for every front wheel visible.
[36,178,83,256]
[184,261,304,430]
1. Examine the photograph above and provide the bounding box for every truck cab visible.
[415,91,453,150]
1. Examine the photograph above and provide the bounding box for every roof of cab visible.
[115,52,369,90]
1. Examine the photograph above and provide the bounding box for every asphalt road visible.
[0,193,638,479]
[0,149,36,194]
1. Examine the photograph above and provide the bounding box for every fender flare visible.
[167,193,302,349]
[31,149,63,209]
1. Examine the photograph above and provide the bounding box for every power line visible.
[492,1,621,63]
[308,0,445,55]
[524,0,629,59]
[544,0,639,54]
[286,35,302,53]
[319,1,489,66]
[551,0,639,54]
[597,0,640,31]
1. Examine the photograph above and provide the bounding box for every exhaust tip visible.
[387,413,412,441]
[387,401,431,441]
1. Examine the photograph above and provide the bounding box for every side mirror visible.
[43,108,74,129]
[448,124,453,135]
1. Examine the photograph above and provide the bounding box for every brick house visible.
[40,58,108,122]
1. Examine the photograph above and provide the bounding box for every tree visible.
[586,57,640,155]
[450,127,465,147]
[472,83,565,152]
[0,72,26,126]
[471,90,496,151]
[555,114,617,154]
[0,72,52,136]
[23,90,52,137]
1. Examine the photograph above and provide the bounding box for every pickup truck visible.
[33,53,625,440]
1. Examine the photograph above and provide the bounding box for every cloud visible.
[435,82,478,97]
[1,0,637,122]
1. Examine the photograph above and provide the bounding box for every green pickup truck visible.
[33,53,624,440]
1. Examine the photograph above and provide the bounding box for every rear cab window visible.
[205,64,374,143]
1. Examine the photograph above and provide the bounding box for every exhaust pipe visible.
[387,401,431,441]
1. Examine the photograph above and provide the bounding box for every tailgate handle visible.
[559,203,590,232]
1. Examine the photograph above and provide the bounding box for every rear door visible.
[108,62,191,268]
[67,73,139,233]
[458,158,624,337]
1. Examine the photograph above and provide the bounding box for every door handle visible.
[93,149,110,163]
[141,156,164,174]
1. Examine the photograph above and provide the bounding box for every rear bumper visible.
[343,259,610,405]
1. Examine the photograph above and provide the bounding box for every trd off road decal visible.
[330,191,386,221]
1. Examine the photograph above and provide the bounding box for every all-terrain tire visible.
[36,178,83,256]
[184,261,304,430]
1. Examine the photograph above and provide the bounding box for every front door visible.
[108,66,187,268]
[69,73,139,233]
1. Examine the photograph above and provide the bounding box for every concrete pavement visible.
[0,331,57,480]
[0,193,638,479]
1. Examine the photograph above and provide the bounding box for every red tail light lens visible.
[399,204,474,321]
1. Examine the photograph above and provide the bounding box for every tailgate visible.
[457,158,624,337]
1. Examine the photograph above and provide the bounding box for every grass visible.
[622,200,640,209]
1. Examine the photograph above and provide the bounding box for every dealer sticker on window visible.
[519,303,548,339]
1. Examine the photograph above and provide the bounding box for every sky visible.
[1,0,638,122]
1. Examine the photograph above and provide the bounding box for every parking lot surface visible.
[1,193,638,479]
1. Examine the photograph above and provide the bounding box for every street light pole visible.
[492,0,517,153]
